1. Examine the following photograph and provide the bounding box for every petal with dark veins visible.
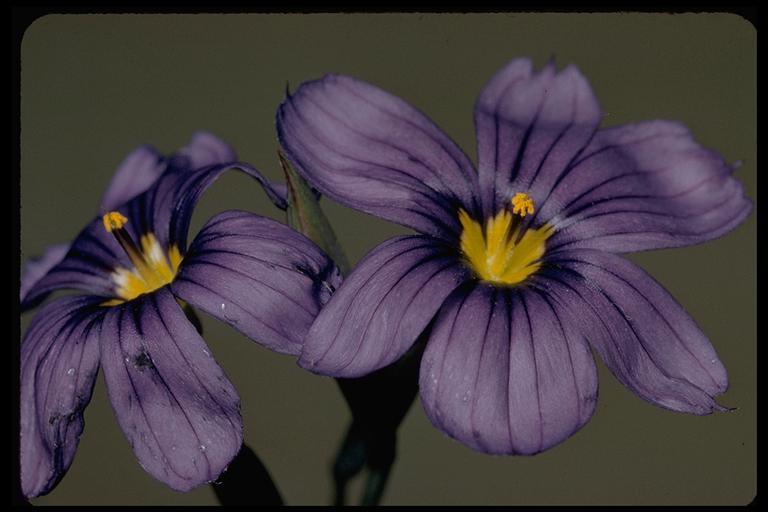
[99,288,242,492]
[20,296,105,498]
[172,210,342,355]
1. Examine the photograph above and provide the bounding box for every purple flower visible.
[276,58,751,455]
[20,133,341,497]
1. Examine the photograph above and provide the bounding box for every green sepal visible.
[279,150,350,275]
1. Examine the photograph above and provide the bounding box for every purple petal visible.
[99,145,167,212]
[298,236,470,377]
[538,249,729,413]
[99,287,242,492]
[171,210,342,355]
[277,74,481,239]
[163,163,288,251]
[543,121,751,252]
[22,163,287,310]
[20,296,105,498]
[20,243,71,306]
[20,225,120,311]
[170,131,237,170]
[419,284,597,455]
[474,58,601,218]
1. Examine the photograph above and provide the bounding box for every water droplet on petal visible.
[220,303,226,311]
[199,444,207,452]
[66,368,75,376]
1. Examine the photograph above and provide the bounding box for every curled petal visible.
[299,236,470,377]
[171,210,342,355]
[163,162,288,251]
[99,287,242,492]
[538,249,729,413]
[20,296,105,497]
[474,58,601,218]
[278,74,481,239]
[543,121,751,252]
[420,284,597,455]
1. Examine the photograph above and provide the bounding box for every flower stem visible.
[333,332,428,505]
[280,148,426,505]
[210,443,283,506]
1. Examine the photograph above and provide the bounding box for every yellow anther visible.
[102,211,128,233]
[511,192,535,217]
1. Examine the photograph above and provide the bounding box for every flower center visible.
[458,193,554,286]
[102,211,182,305]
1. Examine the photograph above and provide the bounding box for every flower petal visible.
[99,287,242,492]
[538,249,729,413]
[474,58,601,218]
[20,296,105,498]
[99,145,167,212]
[298,236,471,377]
[543,121,751,252]
[20,227,120,311]
[162,163,288,251]
[277,74,481,239]
[20,243,71,307]
[171,210,342,355]
[170,131,237,170]
[419,283,598,455]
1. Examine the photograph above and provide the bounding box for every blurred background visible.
[20,13,755,505]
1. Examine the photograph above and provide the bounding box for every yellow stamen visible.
[100,212,183,305]
[102,211,128,232]
[459,194,553,286]
[511,192,535,217]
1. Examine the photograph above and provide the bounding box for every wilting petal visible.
[99,288,242,492]
[171,131,237,170]
[20,243,70,306]
[20,296,105,498]
[161,163,288,251]
[171,210,342,355]
[299,235,470,377]
[278,74,481,239]
[543,121,751,252]
[420,284,597,455]
[538,249,728,413]
[474,58,601,218]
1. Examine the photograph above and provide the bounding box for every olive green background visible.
[20,13,756,506]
